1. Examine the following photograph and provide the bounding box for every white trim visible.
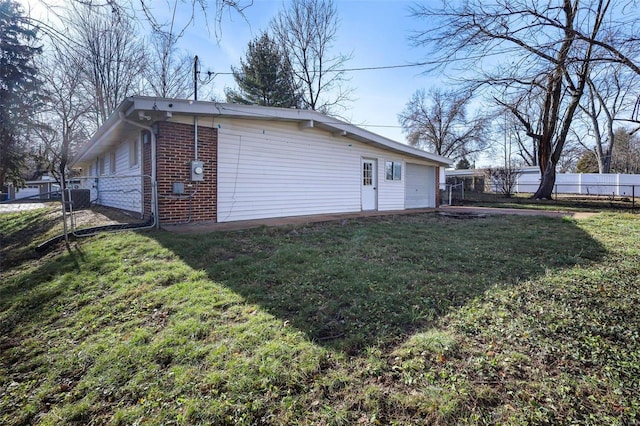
[72,96,453,167]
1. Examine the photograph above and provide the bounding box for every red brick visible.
[146,122,218,224]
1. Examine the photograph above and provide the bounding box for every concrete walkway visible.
[163,206,598,234]
[0,202,48,214]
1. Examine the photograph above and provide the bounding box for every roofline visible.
[72,96,453,167]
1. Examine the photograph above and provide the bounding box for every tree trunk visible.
[533,161,556,199]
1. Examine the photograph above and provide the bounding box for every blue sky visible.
[23,0,466,160]
[173,0,441,144]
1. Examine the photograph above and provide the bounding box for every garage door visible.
[405,163,436,208]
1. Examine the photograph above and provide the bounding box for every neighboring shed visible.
[71,97,452,226]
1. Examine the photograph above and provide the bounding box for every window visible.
[99,156,105,175]
[363,161,373,186]
[109,151,116,174]
[129,138,140,168]
[385,161,402,181]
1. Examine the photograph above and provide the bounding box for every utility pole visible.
[194,55,199,101]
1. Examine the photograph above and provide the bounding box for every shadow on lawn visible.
[0,207,63,270]
[156,213,605,355]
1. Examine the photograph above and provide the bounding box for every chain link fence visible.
[0,175,156,251]
[443,174,639,212]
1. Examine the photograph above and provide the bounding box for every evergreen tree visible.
[456,158,471,170]
[611,129,640,174]
[0,0,41,195]
[576,150,599,173]
[225,32,301,108]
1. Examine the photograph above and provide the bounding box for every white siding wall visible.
[77,139,144,214]
[216,120,415,222]
[378,159,405,211]
[14,188,41,199]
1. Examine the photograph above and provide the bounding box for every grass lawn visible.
[454,192,638,213]
[1,209,639,425]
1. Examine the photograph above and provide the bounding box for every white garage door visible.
[405,163,436,208]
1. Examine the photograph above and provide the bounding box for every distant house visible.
[7,174,59,201]
[71,96,452,226]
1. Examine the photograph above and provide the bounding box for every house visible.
[71,96,452,226]
[6,174,59,201]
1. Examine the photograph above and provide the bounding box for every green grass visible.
[454,191,638,213]
[0,207,64,270]
[1,210,639,424]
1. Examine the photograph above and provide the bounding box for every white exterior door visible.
[405,163,436,208]
[361,158,377,211]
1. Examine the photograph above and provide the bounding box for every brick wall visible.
[154,121,217,224]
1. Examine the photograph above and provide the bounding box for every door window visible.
[363,162,373,186]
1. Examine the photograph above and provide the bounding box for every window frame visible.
[385,160,402,181]
[363,161,373,186]
[129,137,140,168]
[109,150,116,174]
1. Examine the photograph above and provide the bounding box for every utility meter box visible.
[190,160,204,181]
[173,182,185,194]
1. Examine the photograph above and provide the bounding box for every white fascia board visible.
[71,118,123,166]
[85,96,453,167]
[339,126,453,166]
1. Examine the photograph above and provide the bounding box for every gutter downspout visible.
[119,112,159,229]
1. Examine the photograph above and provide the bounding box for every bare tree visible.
[30,39,94,249]
[64,3,147,128]
[412,0,640,199]
[398,88,490,162]
[32,44,91,187]
[486,166,522,197]
[556,142,582,173]
[271,0,352,114]
[496,110,537,167]
[611,128,640,174]
[144,31,193,99]
[135,0,253,41]
[577,65,638,173]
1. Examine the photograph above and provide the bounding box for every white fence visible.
[515,172,639,197]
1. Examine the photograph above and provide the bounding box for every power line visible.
[213,61,434,76]
[358,124,403,129]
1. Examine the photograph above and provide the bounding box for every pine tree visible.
[225,32,301,108]
[0,0,41,195]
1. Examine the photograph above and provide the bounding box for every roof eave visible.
[72,96,453,167]
[70,98,136,166]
